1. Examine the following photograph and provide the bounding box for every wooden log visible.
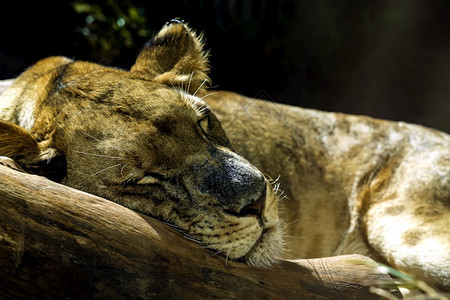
[0,157,400,299]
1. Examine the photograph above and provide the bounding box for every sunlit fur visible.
[2,20,449,292]
[206,91,450,291]
[0,21,284,267]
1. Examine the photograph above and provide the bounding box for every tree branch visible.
[0,158,400,299]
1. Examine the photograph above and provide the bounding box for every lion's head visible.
[0,20,283,266]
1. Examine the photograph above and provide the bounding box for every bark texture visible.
[0,158,400,299]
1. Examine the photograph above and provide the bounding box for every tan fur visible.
[1,21,449,291]
[131,20,210,94]
[0,21,283,267]
[206,92,450,290]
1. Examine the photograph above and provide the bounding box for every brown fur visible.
[0,21,283,267]
[1,20,449,291]
[206,92,450,290]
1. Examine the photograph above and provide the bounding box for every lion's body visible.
[0,21,449,291]
[207,92,450,289]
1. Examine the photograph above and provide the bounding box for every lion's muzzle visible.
[192,147,267,218]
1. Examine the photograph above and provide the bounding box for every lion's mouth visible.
[212,184,283,267]
[243,224,284,268]
[223,199,265,218]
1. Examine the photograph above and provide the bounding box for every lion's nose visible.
[196,147,268,218]
[223,184,266,218]
[238,189,266,217]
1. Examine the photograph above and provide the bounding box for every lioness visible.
[0,20,449,291]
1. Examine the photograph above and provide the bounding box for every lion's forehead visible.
[103,82,208,120]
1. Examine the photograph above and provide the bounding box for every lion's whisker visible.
[190,243,212,250]
[186,71,194,94]
[120,163,129,176]
[155,61,165,75]
[196,106,210,116]
[81,131,101,142]
[163,222,218,247]
[269,174,281,185]
[278,196,289,205]
[225,247,232,267]
[276,189,286,198]
[272,182,281,194]
[282,243,297,255]
[80,131,130,154]
[283,235,308,240]
[199,92,218,101]
[167,79,177,91]
[192,78,208,97]
[281,219,298,231]
[91,163,122,177]
[73,150,125,160]
[179,78,185,94]
[181,234,201,243]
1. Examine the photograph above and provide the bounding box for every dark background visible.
[1,0,449,132]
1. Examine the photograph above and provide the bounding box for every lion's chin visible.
[243,223,285,268]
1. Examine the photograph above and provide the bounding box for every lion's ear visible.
[131,19,210,94]
[0,121,66,181]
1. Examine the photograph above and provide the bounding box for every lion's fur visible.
[206,92,450,290]
[0,21,449,291]
[0,21,283,267]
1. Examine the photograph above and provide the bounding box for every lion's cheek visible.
[222,220,265,259]
[262,186,279,228]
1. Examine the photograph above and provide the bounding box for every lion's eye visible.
[136,172,166,185]
[136,176,159,185]
[198,117,209,135]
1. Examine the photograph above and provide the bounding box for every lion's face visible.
[54,75,282,265]
[1,20,283,266]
